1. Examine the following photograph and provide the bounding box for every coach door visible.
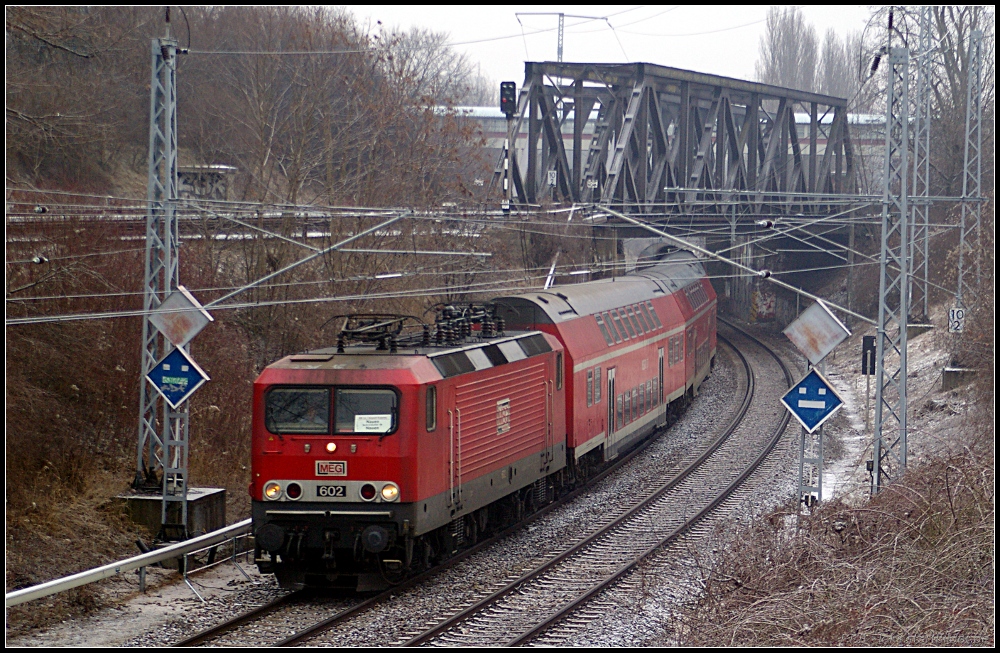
[686,327,696,392]
[658,346,665,417]
[606,367,616,437]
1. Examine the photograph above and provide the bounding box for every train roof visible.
[268,331,560,381]
[495,250,706,324]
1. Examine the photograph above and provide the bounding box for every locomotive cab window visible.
[265,388,330,434]
[556,352,563,390]
[426,386,437,432]
[334,388,398,434]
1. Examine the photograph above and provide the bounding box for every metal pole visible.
[872,47,910,494]
[557,13,564,62]
[957,27,983,312]
[504,116,513,214]
[908,6,933,322]
[136,35,190,538]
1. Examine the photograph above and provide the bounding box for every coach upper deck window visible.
[645,301,663,328]
[265,387,330,434]
[334,388,398,435]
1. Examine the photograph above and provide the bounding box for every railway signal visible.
[782,300,850,510]
[781,369,844,434]
[146,347,210,409]
[500,82,517,116]
[500,82,516,214]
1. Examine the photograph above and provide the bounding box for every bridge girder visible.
[495,62,857,218]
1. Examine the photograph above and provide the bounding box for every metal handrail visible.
[5,519,251,607]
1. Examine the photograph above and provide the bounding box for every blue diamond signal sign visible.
[146,347,210,409]
[781,369,844,433]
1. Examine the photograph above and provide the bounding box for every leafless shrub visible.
[669,431,994,646]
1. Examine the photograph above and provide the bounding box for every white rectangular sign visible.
[949,307,965,333]
[782,300,851,366]
[354,414,392,433]
[149,285,214,348]
[496,398,511,434]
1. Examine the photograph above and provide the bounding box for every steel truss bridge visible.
[491,62,864,227]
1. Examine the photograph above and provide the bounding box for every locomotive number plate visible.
[317,485,347,498]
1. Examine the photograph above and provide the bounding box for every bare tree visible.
[6,7,157,186]
[382,27,495,105]
[818,28,862,101]
[755,7,818,92]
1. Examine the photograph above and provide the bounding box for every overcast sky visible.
[341,5,876,95]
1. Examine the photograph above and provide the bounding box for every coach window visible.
[639,303,656,330]
[623,392,631,425]
[616,395,624,430]
[645,301,663,328]
[638,384,645,416]
[595,314,615,347]
[603,311,623,343]
[556,353,563,390]
[652,378,659,406]
[626,306,643,335]
[265,387,329,434]
[610,310,629,341]
[334,388,398,435]
[426,386,437,432]
[594,367,602,404]
[634,305,651,332]
[587,370,594,407]
[618,309,637,339]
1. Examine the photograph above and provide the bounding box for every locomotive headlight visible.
[264,482,282,500]
[380,483,400,502]
[326,442,337,453]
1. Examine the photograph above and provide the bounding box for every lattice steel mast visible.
[135,32,190,537]
[908,6,933,322]
[872,48,910,493]
[957,28,983,311]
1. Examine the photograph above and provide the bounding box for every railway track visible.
[398,321,791,646]
[177,320,790,647]
[175,365,716,647]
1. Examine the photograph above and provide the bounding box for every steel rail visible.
[176,400,675,647]
[400,330,760,647]
[173,590,306,646]
[506,320,793,645]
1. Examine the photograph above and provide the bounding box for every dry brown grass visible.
[669,420,993,646]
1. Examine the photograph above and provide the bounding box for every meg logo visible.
[496,398,511,434]
[316,460,347,476]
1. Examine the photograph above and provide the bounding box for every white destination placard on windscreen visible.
[355,414,392,433]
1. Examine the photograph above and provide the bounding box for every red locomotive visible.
[251,248,716,590]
